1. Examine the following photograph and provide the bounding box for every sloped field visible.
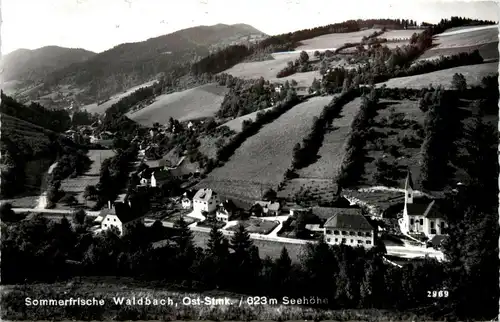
[197,96,333,201]
[82,80,158,114]
[295,29,381,51]
[419,25,498,61]
[221,107,273,133]
[383,29,425,40]
[377,62,498,89]
[278,97,362,201]
[127,83,228,126]
[221,54,298,82]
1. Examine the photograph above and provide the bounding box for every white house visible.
[216,199,237,222]
[181,190,195,209]
[193,188,219,214]
[323,208,375,248]
[99,204,143,236]
[182,197,193,209]
[400,170,447,237]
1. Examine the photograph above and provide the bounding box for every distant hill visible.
[10,24,267,109]
[0,46,96,84]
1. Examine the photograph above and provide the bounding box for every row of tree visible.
[90,141,138,208]
[336,89,379,187]
[292,88,360,169]
[419,87,461,190]
[276,51,313,78]
[217,76,281,119]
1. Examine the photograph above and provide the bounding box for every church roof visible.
[406,199,444,219]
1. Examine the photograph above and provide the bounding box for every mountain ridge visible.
[5,23,267,109]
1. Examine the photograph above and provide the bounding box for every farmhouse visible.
[400,170,448,237]
[216,199,238,222]
[98,205,143,236]
[323,208,375,248]
[252,200,281,216]
[193,188,219,214]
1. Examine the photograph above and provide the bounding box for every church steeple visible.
[404,168,414,204]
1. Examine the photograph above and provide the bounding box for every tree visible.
[311,78,321,92]
[0,202,16,222]
[319,60,328,76]
[290,79,298,87]
[173,216,194,253]
[262,188,277,201]
[451,73,467,91]
[299,51,309,64]
[230,225,260,290]
[313,50,320,58]
[72,209,87,225]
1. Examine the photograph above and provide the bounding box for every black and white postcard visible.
[0,0,498,320]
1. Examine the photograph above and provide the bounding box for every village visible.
[76,114,448,264]
[1,110,446,266]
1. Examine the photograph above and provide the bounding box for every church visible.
[399,170,448,238]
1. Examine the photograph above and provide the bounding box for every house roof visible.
[324,211,373,230]
[100,205,140,224]
[99,208,115,217]
[152,170,171,182]
[219,199,238,213]
[406,199,444,219]
[194,188,216,202]
[254,201,280,212]
[311,206,362,221]
[145,159,165,169]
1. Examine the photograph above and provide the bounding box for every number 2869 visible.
[428,290,449,298]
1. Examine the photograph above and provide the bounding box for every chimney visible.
[108,200,112,209]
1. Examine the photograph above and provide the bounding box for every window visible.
[326,230,332,234]
[407,193,411,199]
[341,231,347,235]
[420,219,424,225]
[342,238,346,243]
[104,224,107,227]
[358,240,363,244]
[365,232,371,237]
[107,218,110,221]
[431,229,436,234]
[350,239,354,243]
[349,231,355,236]
[335,238,338,242]
[114,219,116,222]
[366,240,372,245]
[410,218,414,225]
[357,232,363,236]
[327,238,331,242]
[430,221,435,228]
[334,230,339,235]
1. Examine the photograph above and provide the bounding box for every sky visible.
[2,0,499,55]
